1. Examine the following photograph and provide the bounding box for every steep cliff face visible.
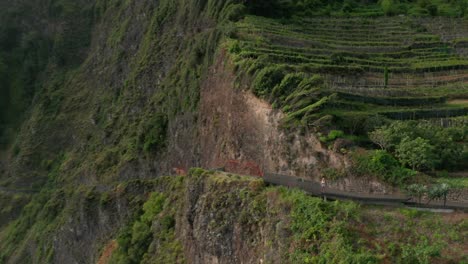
[0,0,246,261]
[0,0,244,189]
[2,0,465,263]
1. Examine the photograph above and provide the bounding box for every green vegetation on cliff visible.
[0,0,246,190]
[0,0,467,263]
[108,170,467,263]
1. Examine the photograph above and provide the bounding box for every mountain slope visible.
[0,0,467,263]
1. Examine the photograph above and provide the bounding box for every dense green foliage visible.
[0,0,467,262]
[111,192,182,264]
[140,114,169,153]
[252,65,286,97]
[109,171,467,263]
[363,206,466,263]
[407,183,428,203]
[427,183,450,205]
[282,189,378,263]
[436,176,468,188]
[353,150,417,185]
[407,183,450,205]
[369,121,467,170]
[396,136,437,170]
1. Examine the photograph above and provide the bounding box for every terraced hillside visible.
[229,16,468,129]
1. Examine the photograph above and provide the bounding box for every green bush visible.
[320,130,345,142]
[113,192,166,264]
[228,40,241,54]
[141,113,168,153]
[396,137,437,171]
[369,121,466,170]
[427,183,450,206]
[252,65,285,97]
[271,72,306,100]
[406,184,427,203]
[282,189,378,263]
[400,237,443,264]
[354,150,416,185]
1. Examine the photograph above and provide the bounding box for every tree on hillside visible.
[427,184,450,207]
[396,137,436,171]
[369,121,465,170]
[369,126,391,150]
[407,184,427,204]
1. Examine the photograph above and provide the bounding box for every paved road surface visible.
[263,172,468,211]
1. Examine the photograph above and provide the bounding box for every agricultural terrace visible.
[227,14,468,176]
[228,15,468,131]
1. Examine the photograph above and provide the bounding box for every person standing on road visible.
[321,177,326,193]
[321,177,327,201]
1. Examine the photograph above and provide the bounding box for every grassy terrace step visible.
[238,20,437,40]
[246,16,411,29]
[238,22,426,40]
[237,47,461,67]
[296,94,466,112]
[243,36,448,55]
[332,77,467,88]
[237,24,420,41]
[236,51,411,68]
[332,87,417,97]
[233,42,459,64]
[241,19,448,43]
[234,43,466,69]
[238,25,445,47]
[325,106,468,121]
[240,18,410,28]
[360,72,467,85]
[237,33,454,56]
[239,28,407,46]
[234,41,457,60]
[331,84,468,97]
[336,92,446,106]
[236,53,468,73]
[380,106,468,120]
